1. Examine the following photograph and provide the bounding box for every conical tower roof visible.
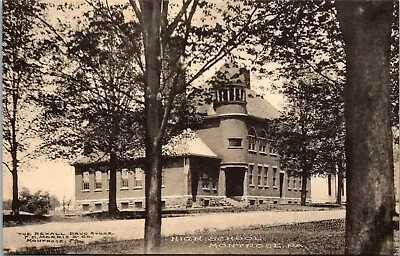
[209,59,250,88]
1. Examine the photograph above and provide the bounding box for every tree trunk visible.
[336,2,395,254]
[300,171,308,206]
[141,0,163,253]
[108,150,118,214]
[11,91,19,216]
[336,158,344,205]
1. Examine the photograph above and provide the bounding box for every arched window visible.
[258,130,267,153]
[248,127,257,152]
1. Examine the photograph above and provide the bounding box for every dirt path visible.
[3,209,345,252]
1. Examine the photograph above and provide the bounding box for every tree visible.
[336,1,395,254]
[2,0,50,215]
[38,4,145,214]
[271,73,344,205]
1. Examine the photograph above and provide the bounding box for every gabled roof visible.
[72,129,219,166]
[164,129,219,158]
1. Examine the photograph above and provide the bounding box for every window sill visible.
[273,186,278,190]
[94,189,102,192]
[202,188,210,191]
[212,188,218,191]
[133,186,143,190]
[288,188,292,191]
[228,146,243,149]
[81,190,90,193]
[257,185,263,189]
[248,150,257,154]
[259,151,268,155]
[294,189,298,191]
[120,187,129,191]
[264,186,269,189]
[270,153,278,157]
[249,184,255,187]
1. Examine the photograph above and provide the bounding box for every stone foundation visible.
[75,195,311,213]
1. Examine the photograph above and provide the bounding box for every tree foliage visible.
[271,72,344,205]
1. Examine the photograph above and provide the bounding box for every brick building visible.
[73,60,311,213]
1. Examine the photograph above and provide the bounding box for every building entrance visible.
[225,168,245,197]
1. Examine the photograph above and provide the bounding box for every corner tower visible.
[210,59,250,197]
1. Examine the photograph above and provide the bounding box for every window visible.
[272,168,277,187]
[248,164,254,186]
[287,177,291,189]
[201,173,210,190]
[82,204,90,211]
[221,89,228,101]
[299,178,302,190]
[328,174,332,196]
[133,167,143,188]
[229,88,235,101]
[257,166,262,187]
[121,169,129,189]
[228,138,242,148]
[235,88,243,101]
[135,201,143,208]
[258,130,267,153]
[293,179,296,190]
[269,141,277,155]
[212,179,218,190]
[121,202,129,209]
[94,170,102,190]
[95,203,102,211]
[82,171,90,191]
[264,166,269,186]
[248,127,257,152]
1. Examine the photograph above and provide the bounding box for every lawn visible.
[8,219,391,255]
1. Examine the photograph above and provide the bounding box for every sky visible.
[2,0,285,203]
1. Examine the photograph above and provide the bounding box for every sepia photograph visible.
[2,0,399,254]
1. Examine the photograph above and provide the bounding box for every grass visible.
[8,219,352,255]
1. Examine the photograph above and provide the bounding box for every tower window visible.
[229,88,235,101]
[235,88,242,101]
[228,138,242,148]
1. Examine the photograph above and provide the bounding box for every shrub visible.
[19,188,54,215]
